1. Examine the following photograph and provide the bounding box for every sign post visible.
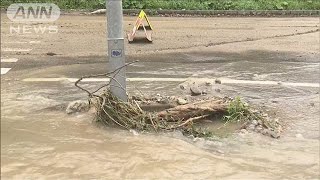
[106,0,127,101]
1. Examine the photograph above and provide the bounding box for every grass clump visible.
[223,96,251,123]
[222,96,282,134]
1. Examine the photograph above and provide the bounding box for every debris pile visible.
[90,91,228,135]
[73,62,282,138]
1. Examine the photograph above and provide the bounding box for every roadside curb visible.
[123,9,320,17]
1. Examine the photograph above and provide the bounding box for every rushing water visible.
[1,84,319,179]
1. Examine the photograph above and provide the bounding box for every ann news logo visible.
[7,3,60,34]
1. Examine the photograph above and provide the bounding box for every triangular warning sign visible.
[127,10,153,42]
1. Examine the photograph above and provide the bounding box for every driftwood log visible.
[157,99,228,121]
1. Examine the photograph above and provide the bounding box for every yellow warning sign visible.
[128,10,153,42]
[137,10,153,30]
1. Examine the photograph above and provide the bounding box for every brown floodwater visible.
[1,85,319,179]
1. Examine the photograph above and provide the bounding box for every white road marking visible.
[219,78,319,88]
[1,58,18,63]
[22,77,320,88]
[1,68,12,75]
[2,48,32,52]
[29,41,41,44]
[5,41,41,44]
[5,42,28,44]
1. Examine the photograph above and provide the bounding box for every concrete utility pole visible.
[106,0,127,101]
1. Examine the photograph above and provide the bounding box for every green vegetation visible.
[1,0,319,10]
[223,96,251,123]
[222,97,280,132]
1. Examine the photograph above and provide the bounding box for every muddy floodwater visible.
[1,80,319,179]
[1,50,319,179]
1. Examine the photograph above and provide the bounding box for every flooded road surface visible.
[1,57,319,179]
[1,92,319,179]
